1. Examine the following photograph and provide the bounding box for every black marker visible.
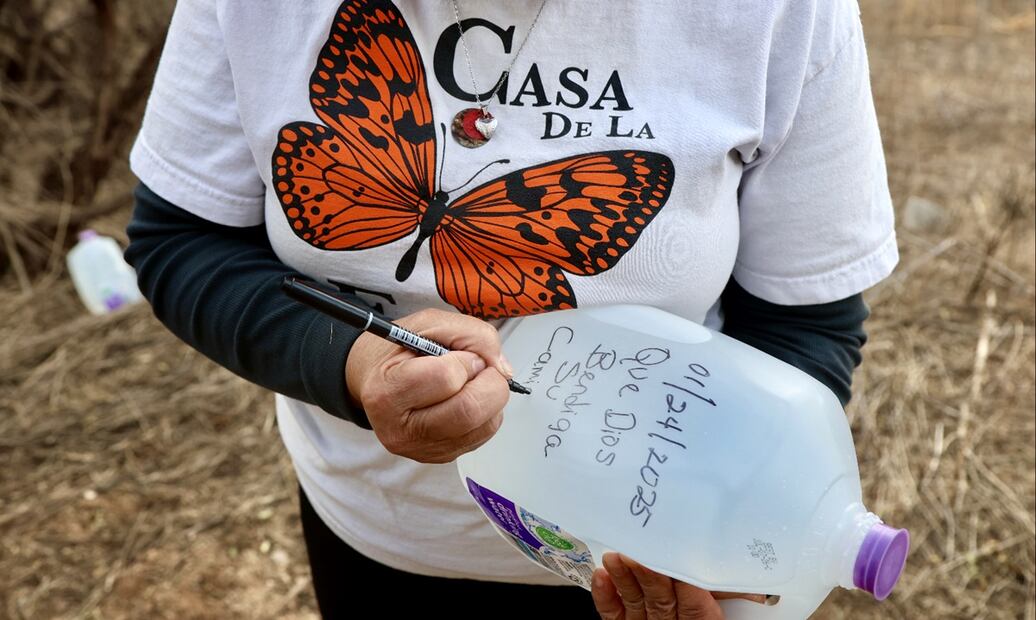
[281,277,531,395]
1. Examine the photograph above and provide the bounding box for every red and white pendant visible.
[451,107,498,148]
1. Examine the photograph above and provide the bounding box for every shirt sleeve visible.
[129,0,264,227]
[125,182,372,428]
[734,12,898,305]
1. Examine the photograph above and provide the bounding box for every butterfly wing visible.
[432,151,675,318]
[430,230,578,319]
[272,0,436,250]
[274,122,422,249]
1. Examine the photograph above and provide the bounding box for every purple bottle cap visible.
[104,293,127,312]
[78,229,99,241]
[853,523,909,600]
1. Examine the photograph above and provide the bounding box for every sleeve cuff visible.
[130,135,265,228]
[733,231,899,305]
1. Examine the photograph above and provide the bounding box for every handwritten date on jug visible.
[629,362,715,527]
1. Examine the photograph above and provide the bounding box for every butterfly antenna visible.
[443,158,511,194]
[436,123,447,191]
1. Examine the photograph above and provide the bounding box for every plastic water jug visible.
[66,230,143,315]
[456,305,908,619]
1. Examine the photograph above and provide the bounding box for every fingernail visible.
[499,355,514,377]
[471,357,487,374]
[592,570,605,588]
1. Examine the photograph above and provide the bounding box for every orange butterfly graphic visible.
[273,0,674,319]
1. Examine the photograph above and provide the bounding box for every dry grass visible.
[1,1,1034,618]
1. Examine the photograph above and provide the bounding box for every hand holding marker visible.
[281,277,531,395]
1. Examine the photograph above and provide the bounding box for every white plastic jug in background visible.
[66,230,143,315]
[456,305,908,620]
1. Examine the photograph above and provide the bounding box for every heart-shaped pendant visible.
[451,108,496,148]
[475,114,497,140]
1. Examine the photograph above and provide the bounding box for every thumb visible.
[411,312,512,379]
[381,350,487,411]
[444,350,489,382]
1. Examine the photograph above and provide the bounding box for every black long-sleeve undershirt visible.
[124,182,869,429]
[125,183,373,429]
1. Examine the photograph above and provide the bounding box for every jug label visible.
[466,478,596,588]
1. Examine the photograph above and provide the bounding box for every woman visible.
[125,0,896,617]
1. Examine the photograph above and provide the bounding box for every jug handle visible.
[718,592,825,620]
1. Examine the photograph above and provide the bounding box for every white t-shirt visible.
[131,0,897,584]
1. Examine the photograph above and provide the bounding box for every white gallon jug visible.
[456,305,908,619]
[66,230,143,315]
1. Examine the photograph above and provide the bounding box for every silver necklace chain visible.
[450,0,549,115]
